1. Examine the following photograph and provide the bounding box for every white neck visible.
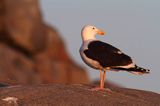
[81,31,96,41]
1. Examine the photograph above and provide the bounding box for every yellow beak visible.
[97,29,105,35]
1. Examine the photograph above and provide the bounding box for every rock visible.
[0,42,89,85]
[0,0,5,34]
[43,25,68,61]
[0,84,159,106]
[0,44,41,85]
[33,25,89,84]
[0,0,89,85]
[0,83,9,87]
[34,47,89,84]
[3,0,47,54]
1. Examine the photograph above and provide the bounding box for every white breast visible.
[79,40,102,70]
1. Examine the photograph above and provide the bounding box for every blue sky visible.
[40,0,160,93]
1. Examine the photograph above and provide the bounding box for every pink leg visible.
[100,70,105,89]
[102,71,111,92]
[91,70,112,92]
[91,70,105,91]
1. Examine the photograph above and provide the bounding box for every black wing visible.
[84,41,132,68]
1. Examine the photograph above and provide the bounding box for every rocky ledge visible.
[0,84,159,106]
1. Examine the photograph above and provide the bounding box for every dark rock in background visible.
[0,0,89,85]
[0,83,9,87]
[0,84,159,106]
[0,44,40,85]
[3,0,46,54]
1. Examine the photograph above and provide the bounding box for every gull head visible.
[81,25,105,41]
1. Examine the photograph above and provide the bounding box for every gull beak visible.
[97,29,105,35]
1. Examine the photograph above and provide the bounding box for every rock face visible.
[0,84,159,106]
[0,0,89,85]
[0,44,40,85]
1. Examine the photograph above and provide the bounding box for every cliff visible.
[0,0,89,85]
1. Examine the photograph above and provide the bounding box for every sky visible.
[40,0,160,93]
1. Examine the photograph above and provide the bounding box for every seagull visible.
[79,25,150,91]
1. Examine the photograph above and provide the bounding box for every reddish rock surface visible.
[0,84,159,106]
[0,44,41,85]
[0,0,89,85]
[4,0,46,54]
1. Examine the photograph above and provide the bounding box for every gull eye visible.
[92,27,95,29]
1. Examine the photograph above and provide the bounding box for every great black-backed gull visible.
[79,25,150,91]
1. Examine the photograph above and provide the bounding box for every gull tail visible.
[114,65,150,75]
